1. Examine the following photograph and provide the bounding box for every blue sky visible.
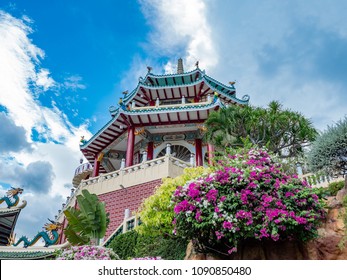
[0,0,346,241]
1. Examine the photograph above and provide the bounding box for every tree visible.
[204,101,317,158]
[137,167,206,237]
[308,117,347,186]
[63,189,109,245]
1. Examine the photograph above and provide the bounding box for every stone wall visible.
[98,179,162,239]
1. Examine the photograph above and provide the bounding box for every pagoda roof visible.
[122,68,249,107]
[80,97,226,169]
[0,201,27,246]
[0,242,69,260]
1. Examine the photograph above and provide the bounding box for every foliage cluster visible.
[137,167,206,236]
[327,181,345,196]
[308,117,347,177]
[63,189,109,245]
[55,245,118,260]
[172,148,326,255]
[205,101,317,158]
[107,230,187,260]
[313,181,345,200]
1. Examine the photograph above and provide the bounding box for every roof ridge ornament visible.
[147,66,152,73]
[177,58,184,74]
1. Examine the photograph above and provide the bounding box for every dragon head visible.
[6,187,24,197]
[44,219,62,232]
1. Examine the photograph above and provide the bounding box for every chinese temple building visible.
[57,59,250,243]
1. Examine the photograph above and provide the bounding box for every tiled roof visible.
[0,250,54,260]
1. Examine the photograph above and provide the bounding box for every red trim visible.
[148,89,154,100]
[136,115,144,125]
[147,142,154,160]
[147,77,155,86]
[163,88,169,99]
[140,87,151,101]
[207,143,215,165]
[176,112,181,122]
[195,139,203,166]
[186,111,190,121]
[92,153,101,177]
[118,114,131,126]
[125,127,135,167]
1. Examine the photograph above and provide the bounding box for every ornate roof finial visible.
[122,90,128,95]
[177,58,184,74]
[147,66,152,73]
[195,61,199,68]
[229,81,236,86]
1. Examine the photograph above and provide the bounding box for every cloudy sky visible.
[0,0,346,240]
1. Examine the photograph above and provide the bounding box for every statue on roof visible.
[0,187,23,208]
[80,136,87,145]
[11,219,62,248]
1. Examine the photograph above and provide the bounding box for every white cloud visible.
[0,11,92,239]
[140,0,218,72]
[63,75,86,91]
[36,68,56,91]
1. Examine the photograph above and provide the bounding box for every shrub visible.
[107,230,187,260]
[137,167,206,237]
[55,245,118,260]
[328,181,345,196]
[172,148,326,255]
[108,231,137,260]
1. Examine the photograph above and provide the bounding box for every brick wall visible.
[98,178,162,239]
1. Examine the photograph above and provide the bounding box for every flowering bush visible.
[132,256,163,260]
[56,245,119,260]
[172,148,326,255]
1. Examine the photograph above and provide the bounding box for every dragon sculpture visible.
[0,187,23,208]
[12,219,62,248]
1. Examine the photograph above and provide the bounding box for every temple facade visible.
[56,59,250,243]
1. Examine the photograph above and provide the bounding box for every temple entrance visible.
[157,144,191,162]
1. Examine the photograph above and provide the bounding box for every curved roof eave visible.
[80,98,227,150]
[122,76,245,105]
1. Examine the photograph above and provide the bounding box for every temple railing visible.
[56,155,191,222]
[74,163,93,176]
[300,172,344,188]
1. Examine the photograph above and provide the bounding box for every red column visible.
[150,100,155,106]
[126,126,135,167]
[207,143,215,165]
[92,154,100,177]
[195,139,203,166]
[147,141,154,160]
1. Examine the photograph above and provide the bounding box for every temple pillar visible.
[92,153,103,177]
[195,139,203,166]
[125,126,135,167]
[207,143,215,165]
[147,141,154,160]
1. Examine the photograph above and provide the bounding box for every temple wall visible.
[57,156,190,243]
[98,179,162,239]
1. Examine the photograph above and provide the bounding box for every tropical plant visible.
[308,117,347,185]
[204,101,317,158]
[137,167,206,237]
[172,148,326,255]
[55,245,118,260]
[63,189,109,245]
[107,230,187,260]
